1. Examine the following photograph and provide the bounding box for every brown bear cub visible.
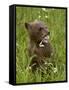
[25,20,52,71]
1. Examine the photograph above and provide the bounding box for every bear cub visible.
[25,20,52,71]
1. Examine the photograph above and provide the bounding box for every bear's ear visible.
[25,22,31,30]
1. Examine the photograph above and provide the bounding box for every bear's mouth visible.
[39,35,49,47]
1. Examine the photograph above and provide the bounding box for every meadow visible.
[16,6,66,84]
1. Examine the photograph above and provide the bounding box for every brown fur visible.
[25,20,52,71]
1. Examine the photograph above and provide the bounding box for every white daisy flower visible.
[26,66,31,70]
[38,15,41,18]
[45,62,47,65]
[53,67,57,73]
[45,15,48,18]
[16,43,19,46]
[42,8,46,11]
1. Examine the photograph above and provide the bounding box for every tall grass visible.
[16,7,66,84]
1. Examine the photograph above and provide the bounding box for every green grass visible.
[16,7,66,84]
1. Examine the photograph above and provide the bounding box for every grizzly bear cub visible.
[25,20,52,71]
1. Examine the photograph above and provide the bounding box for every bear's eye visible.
[39,27,43,31]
